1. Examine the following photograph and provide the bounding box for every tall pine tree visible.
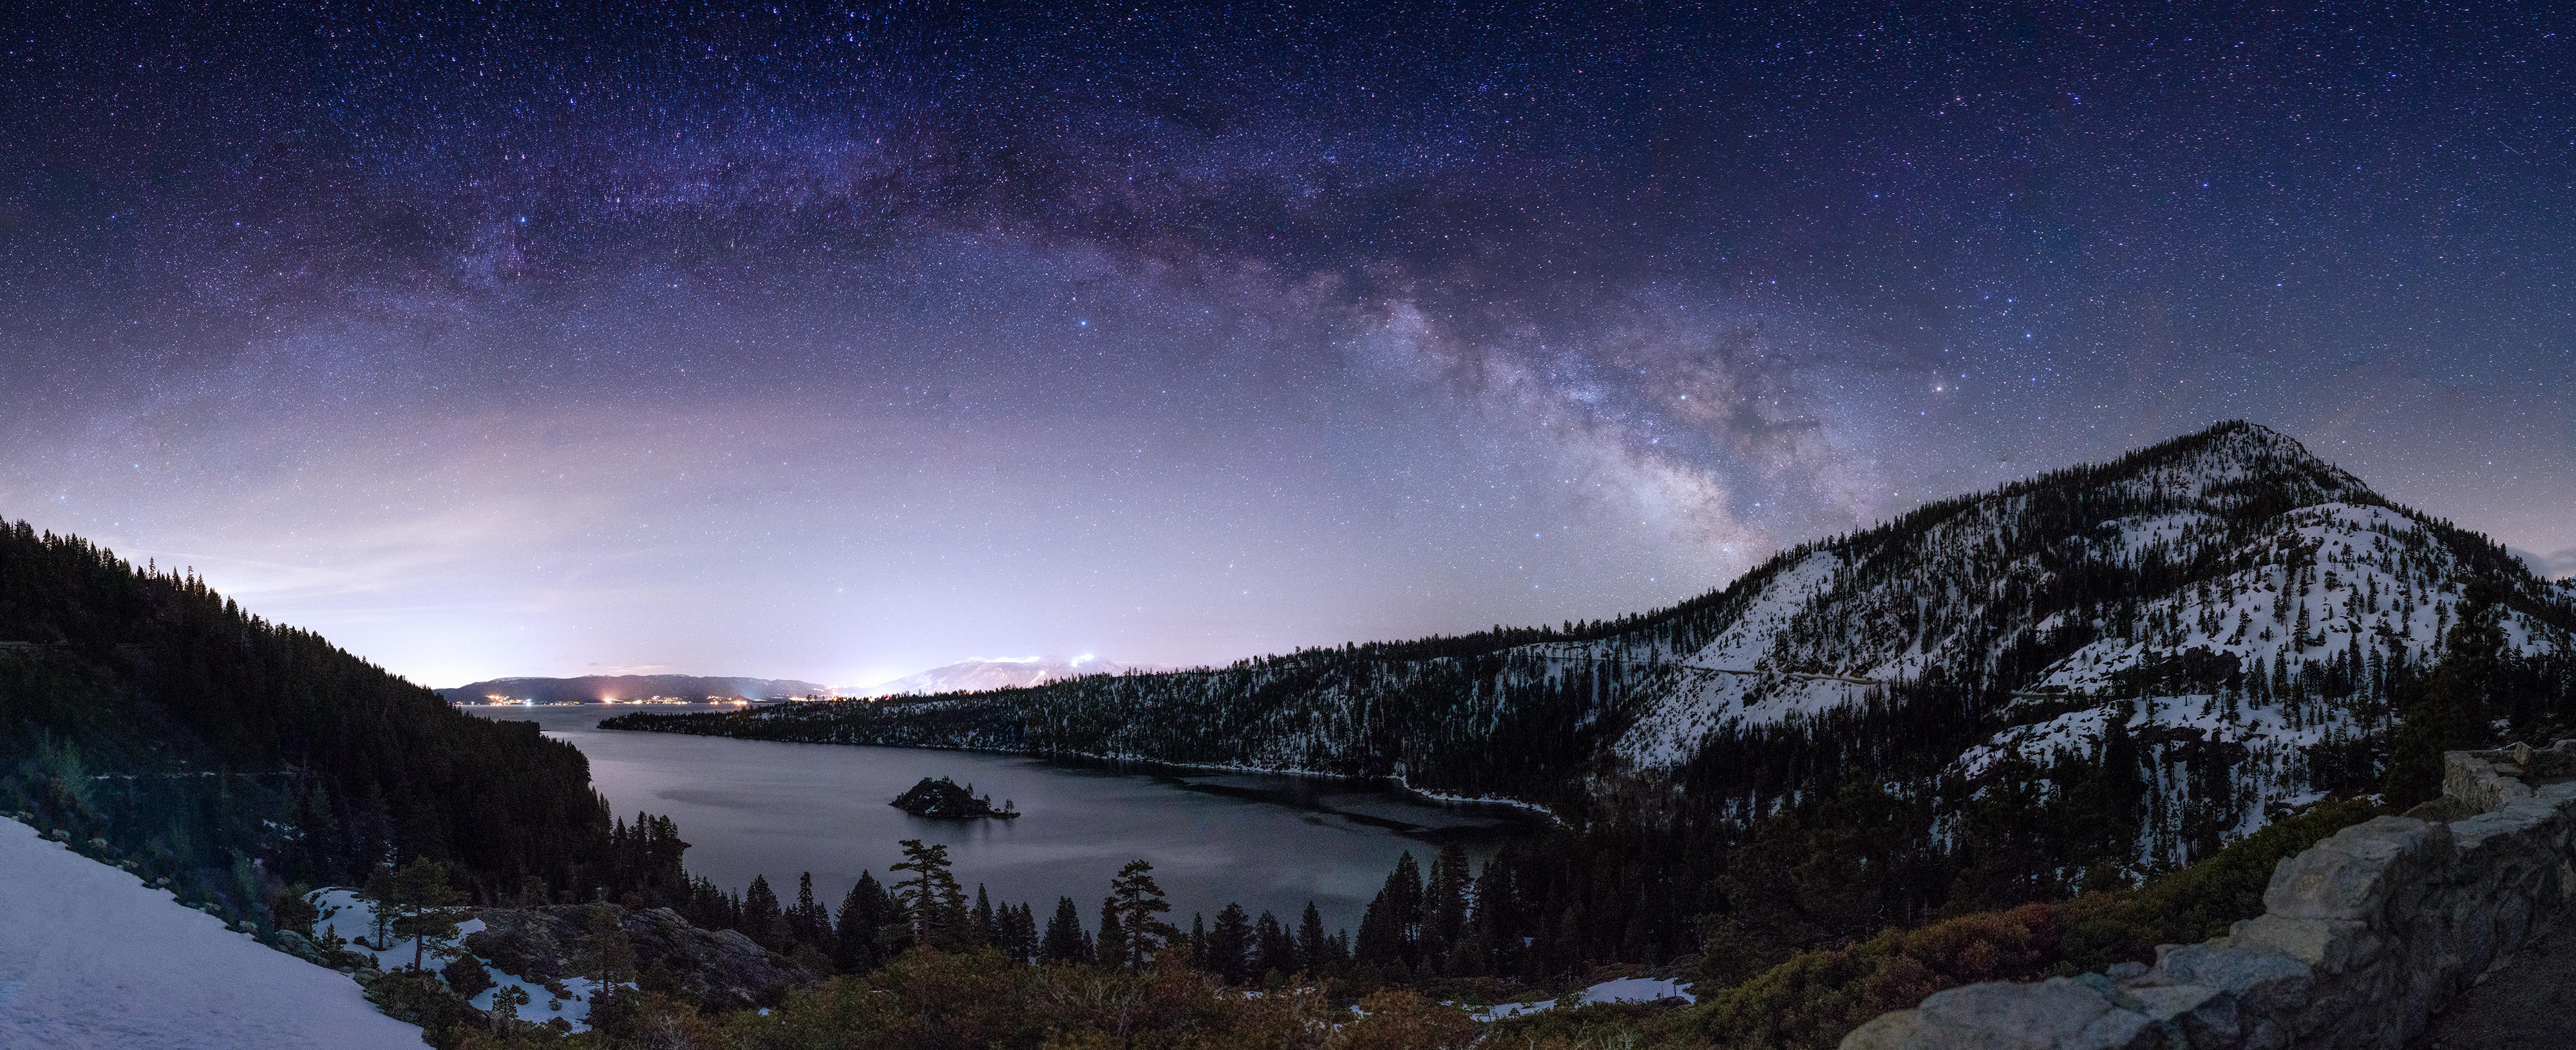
[742,875,784,951]
[1297,902,1338,975]
[888,840,968,950]
[1356,851,1425,968]
[833,871,895,973]
[1041,897,1091,964]
[1106,859,1178,969]
[1206,903,1254,984]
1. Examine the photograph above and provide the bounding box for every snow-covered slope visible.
[847,655,1160,697]
[0,818,422,1050]
[1604,427,2570,776]
[1544,422,2571,864]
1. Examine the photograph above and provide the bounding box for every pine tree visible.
[1207,902,1254,984]
[491,985,531,1033]
[743,875,785,951]
[1095,897,1127,970]
[1356,851,1424,968]
[361,865,397,948]
[1253,910,1296,979]
[377,857,463,971]
[579,903,638,987]
[889,839,968,950]
[973,885,998,947]
[1106,859,1178,969]
[1041,897,1090,964]
[833,871,893,973]
[791,873,827,951]
[1423,845,1472,964]
[1297,902,1336,975]
[1003,902,1037,964]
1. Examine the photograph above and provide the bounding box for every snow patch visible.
[0,817,421,1049]
[315,890,621,1032]
[1468,977,1697,1021]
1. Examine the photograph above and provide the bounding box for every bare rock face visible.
[1841,745,2576,1050]
[464,904,819,1011]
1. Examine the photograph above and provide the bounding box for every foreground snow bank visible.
[1470,976,1696,1021]
[0,818,423,1050]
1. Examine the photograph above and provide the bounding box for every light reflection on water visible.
[466,703,1537,935]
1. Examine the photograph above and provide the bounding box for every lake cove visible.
[464,703,1539,935]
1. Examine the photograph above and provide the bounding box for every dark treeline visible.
[634,839,1363,991]
[0,518,681,930]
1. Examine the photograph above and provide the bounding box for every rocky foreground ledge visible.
[1844,742,2576,1050]
[468,904,819,1011]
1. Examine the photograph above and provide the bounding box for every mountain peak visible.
[1953,420,2372,533]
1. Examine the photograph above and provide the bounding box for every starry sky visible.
[3,2,2571,689]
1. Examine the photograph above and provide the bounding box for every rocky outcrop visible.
[1844,744,2576,1049]
[465,904,819,1011]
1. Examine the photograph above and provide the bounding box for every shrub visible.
[440,954,497,999]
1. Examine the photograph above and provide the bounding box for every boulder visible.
[1841,977,2160,1050]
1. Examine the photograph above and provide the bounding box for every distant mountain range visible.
[842,656,1162,698]
[438,660,1162,706]
[440,674,831,704]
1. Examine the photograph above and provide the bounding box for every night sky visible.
[4,3,2570,688]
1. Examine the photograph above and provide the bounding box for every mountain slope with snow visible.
[612,423,2576,865]
[0,817,421,1050]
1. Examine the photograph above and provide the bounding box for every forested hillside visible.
[0,519,679,928]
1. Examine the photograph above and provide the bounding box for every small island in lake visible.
[891,776,1021,819]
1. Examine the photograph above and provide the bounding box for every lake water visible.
[466,703,1539,937]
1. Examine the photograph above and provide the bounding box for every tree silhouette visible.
[889,839,968,950]
[1106,859,1179,969]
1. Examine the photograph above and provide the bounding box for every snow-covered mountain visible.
[844,655,1160,698]
[1577,425,2568,764]
[1528,421,2573,860]
[622,423,2576,869]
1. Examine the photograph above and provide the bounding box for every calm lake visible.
[466,703,1540,936]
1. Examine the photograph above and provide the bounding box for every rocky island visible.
[889,776,1019,819]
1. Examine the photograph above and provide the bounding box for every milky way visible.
[3,3,2571,686]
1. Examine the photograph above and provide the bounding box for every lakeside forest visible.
[8,425,2576,1047]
